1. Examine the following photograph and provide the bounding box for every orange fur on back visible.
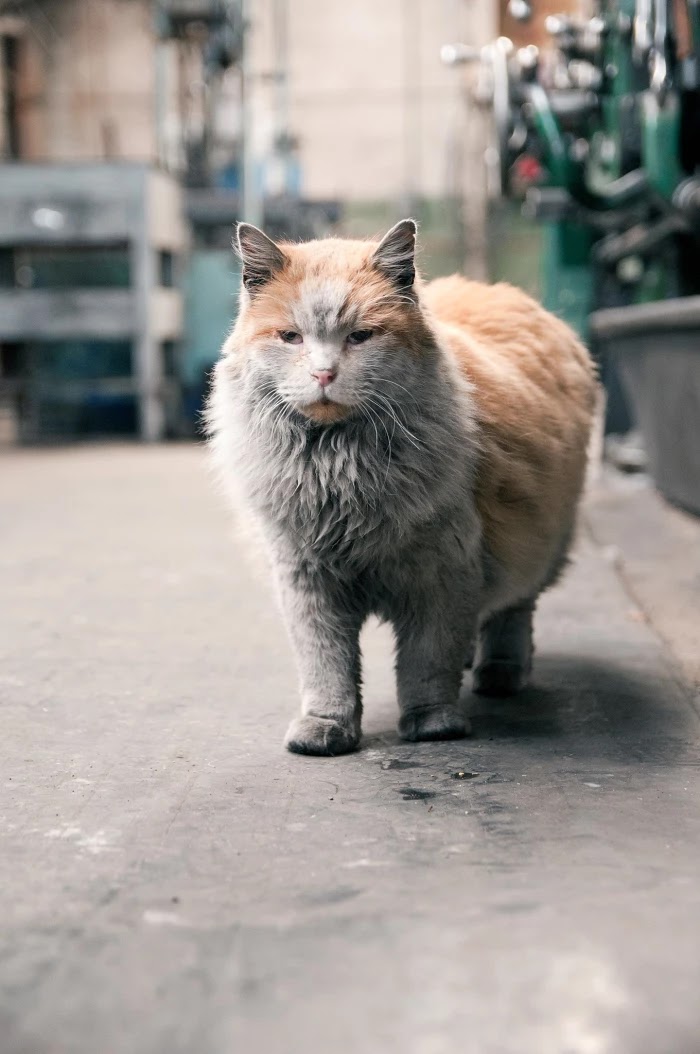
[424,275,597,600]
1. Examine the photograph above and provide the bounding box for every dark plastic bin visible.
[590,297,700,517]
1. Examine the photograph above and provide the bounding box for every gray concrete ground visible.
[2,444,700,1054]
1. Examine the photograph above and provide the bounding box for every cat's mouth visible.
[301,397,351,425]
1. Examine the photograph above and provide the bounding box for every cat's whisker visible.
[362,398,396,474]
[357,401,380,455]
[374,400,396,492]
[367,393,424,452]
[373,377,423,410]
[363,398,394,456]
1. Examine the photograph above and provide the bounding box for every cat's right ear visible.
[235,222,288,294]
[371,218,417,291]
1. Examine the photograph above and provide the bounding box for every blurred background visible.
[0,0,698,514]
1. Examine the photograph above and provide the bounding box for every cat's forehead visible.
[284,239,379,332]
[288,236,375,273]
[294,276,350,332]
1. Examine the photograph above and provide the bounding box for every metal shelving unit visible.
[0,162,185,442]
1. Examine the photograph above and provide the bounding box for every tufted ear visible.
[371,218,417,290]
[236,222,288,294]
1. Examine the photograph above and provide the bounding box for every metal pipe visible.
[241,0,262,226]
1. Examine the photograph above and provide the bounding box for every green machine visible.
[444,1,700,511]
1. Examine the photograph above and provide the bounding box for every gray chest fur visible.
[237,387,483,586]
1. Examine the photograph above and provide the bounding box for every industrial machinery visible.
[443,0,700,514]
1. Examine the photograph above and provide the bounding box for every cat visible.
[207,219,597,756]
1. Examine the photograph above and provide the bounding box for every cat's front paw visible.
[399,706,470,743]
[472,661,529,696]
[285,715,360,757]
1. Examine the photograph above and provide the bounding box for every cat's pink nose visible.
[312,369,336,388]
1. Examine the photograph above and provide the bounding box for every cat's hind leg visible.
[472,600,534,696]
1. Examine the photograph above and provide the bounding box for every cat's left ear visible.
[371,219,417,291]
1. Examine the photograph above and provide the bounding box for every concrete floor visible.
[2,444,700,1054]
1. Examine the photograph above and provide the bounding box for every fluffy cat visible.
[207,219,597,756]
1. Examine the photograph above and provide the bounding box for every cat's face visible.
[232,220,433,424]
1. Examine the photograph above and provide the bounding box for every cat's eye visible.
[279,330,302,345]
[347,329,374,346]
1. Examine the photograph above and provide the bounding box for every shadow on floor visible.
[364,654,699,767]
